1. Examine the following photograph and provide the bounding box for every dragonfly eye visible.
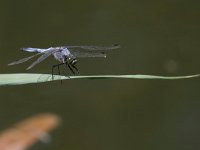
[71,59,77,65]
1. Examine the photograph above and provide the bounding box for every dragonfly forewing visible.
[66,44,120,51]
[70,51,106,58]
[66,44,120,58]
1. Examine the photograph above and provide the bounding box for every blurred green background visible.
[0,0,200,150]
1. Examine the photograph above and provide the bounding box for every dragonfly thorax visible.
[52,49,77,65]
[52,47,74,63]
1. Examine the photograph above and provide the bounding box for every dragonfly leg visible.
[65,63,75,75]
[52,66,55,80]
[57,65,63,84]
[52,63,64,80]
[57,65,61,75]
[71,64,80,75]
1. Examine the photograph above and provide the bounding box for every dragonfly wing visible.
[66,44,120,51]
[8,53,42,66]
[70,51,106,58]
[66,44,120,58]
[26,49,58,70]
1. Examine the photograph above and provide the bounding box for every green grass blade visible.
[0,73,200,86]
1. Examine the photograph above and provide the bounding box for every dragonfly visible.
[8,44,120,78]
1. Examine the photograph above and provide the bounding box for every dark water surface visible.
[0,0,200,150]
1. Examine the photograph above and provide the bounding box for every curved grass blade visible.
[0,73,200,86]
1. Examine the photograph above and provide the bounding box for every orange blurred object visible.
[0,113,61,150]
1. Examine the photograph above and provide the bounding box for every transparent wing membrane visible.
[70,51,106,58]
[8,53,42,66]
[26,49,58,70]
[67,44,120,58]
[66,44,120,51]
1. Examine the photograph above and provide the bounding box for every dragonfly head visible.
[70,58,78,65]
[66,56,78,65]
